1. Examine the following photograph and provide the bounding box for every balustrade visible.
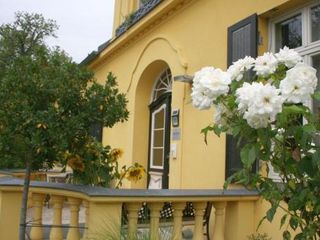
[30,193,45,240]
[127,202,142,239]
[0,177,259,240]
[49,195,64,240]
[172,202,185,240]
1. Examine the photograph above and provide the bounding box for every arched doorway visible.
[148,68,172,189]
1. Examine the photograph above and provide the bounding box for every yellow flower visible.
[305,201,314,212]
[63,150,71,159]
[110,148,124,161]
[67,155,85,172]
[36,123,47,129]
[126,166,145,182]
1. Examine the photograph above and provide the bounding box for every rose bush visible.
[192,47,320,240]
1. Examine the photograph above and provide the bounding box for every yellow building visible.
[83,0,320,190]
[81,0,320,238]
[1,0,319,239]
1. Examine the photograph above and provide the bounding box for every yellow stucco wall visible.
[89,0,312,237]
[91,0,303,190]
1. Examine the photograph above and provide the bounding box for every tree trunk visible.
[19,161,31,240]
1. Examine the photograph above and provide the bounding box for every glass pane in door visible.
[151,105,166,168]
[152,148,163,167]
[153,130,164,147]
[154,108,164,128]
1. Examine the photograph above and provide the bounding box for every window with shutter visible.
[226,14,258,178]
[269,1,320,180]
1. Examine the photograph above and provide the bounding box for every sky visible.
[0,0,115,63]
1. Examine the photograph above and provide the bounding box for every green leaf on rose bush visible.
[280,214,288,228]
[266,204,277,222]
[240,144,257,168]
[283,231,291,240]
[289,216,299,230]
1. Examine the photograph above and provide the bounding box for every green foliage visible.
[64,138,119,187]
[0,12,129,176]
[222,99,320,238]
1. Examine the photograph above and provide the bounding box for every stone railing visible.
[0,177,259,240]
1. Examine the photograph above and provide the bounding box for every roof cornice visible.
[85,0,195,69]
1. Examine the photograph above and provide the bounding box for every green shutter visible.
[226,14,258,178]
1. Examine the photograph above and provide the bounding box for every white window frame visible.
[269,1,320,54]
[268,0,320,180]
[150,68,172,103]
[150,104,166,169]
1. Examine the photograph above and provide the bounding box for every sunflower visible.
[67,155,85,172]
[126,166,145,182]
[110,148,124,161]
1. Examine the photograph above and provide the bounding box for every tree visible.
[0,12,129,240]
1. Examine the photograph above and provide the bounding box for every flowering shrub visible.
[192,47,320,239]
[64,137,145,188]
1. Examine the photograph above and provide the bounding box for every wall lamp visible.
[173,75,193,84]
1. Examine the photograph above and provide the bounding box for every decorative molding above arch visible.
[126,35,189,93]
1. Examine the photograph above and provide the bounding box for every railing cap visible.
[0,177,259,199]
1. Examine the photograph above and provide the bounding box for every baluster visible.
[213,202,227,240]
[149,202,162,240]
[82,201,89,240]
[49,195,64,240]
[28,191,33,208]
[172,202,185,240]
[126,203,141,239]
[193,202,207,239]
[30,193,45,240]
[66,197,81,240]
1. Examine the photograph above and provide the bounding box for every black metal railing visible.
[115,0,163,37]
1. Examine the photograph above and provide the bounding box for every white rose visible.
[254,52,278,77]
[235,82,259,113]
[248,83,283,119]
[275,46,303,68]
[191,67,231,110]
[191,86,213,110]
[280,63,318,105]
[227,56,255,81]
[244,111,270,129]
[237,82,284,129]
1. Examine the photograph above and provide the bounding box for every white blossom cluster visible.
[227,56,255,81]
[280,63,318,105]
[191,66,231,110]
[191,47,318,129]
[236,82,284,128]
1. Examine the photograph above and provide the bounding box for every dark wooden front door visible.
[148,93,171,189]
